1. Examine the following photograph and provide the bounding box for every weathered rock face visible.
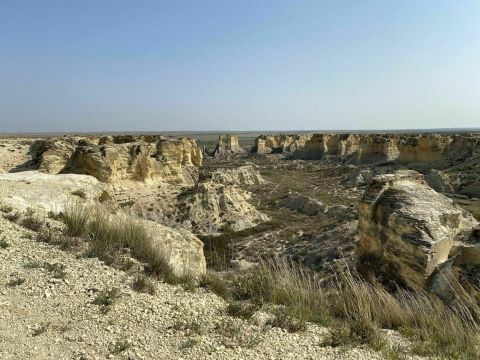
[177,182,269,235]
[252,134,312,154]
[294,133,480,165]
[298,134,360,159]
[358,170,478,290]
[129,217,206,278]
[424,169,455,193]
[211,165,265,186]
[0,171,109,213]
[213,134,245,157]
[33,136,202,184]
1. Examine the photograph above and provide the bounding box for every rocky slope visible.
[0,214,394,359]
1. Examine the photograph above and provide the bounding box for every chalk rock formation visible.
[0,171,206,278]
[178,182,269,235]
[278,193,326,216]
[252,134,312,155]
[35,137,81,174]
[298,134,360,159]
[33,136,202,184]
[0,171,109,213]
[211,165,265,186]
[213,134,245,157]
[128,217,206,278]
[358,170,479,290]
[295,133,480,165]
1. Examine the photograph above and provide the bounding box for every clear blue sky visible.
[1,0,479,133]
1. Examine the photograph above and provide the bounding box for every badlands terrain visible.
[1,132,480,359]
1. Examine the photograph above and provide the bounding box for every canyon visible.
[1,131,480,359]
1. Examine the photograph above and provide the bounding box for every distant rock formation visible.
[251,134,312,155]
[294,133,480,165]
[213,134,245,157]
[357,170,479,291]
[32,136,202,184]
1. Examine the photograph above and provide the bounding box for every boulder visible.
[358,170,478,290]
[424,169,454,193]
[278,193,326,216]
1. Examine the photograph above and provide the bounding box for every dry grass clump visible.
[234,258,480,358]
[61,201,90,237]
[20,209,44,231]
[226,301,259,320]
[199,271,232,299]
[61,204,183,285]
[131,274,156,295]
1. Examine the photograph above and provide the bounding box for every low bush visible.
[131,274,156,295]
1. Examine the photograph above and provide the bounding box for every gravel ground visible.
[0,216,409,359]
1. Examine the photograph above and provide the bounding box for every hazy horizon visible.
[1,1,479,133]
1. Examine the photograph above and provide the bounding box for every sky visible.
[0,0,479,133]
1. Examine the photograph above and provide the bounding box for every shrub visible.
[111,340,131,354]
[131,274,156,295]
[3,211,21,222]
[199,272,231,300]
[44,262,67,279]
[267,308,307,333]
[226,301,259,320]
[0,236,9,249]
[20,209,44,231]
[7,276,25,287]
[93,287,121,313]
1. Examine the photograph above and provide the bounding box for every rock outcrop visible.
[211,165,265,186]
[358,170,479,290]
[0,171,109,213]
[177,182,269,235]
[252,134,312,155]
[294,133,480,165]
[213,134,245,157]
[0,171,206,279]
[33,136,202,184]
